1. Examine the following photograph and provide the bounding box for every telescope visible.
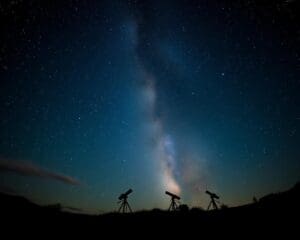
[205,190,219,199]
[205,190,220,210]
[165,191,180,200]
[165,191,180,211]
[118,189,133,200]
[118,189,133,213]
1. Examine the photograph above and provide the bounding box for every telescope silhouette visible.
[205,190,219,199]
[205,190,220,210]
[118,189,133,200]
[118,189,133,213]
[165,191,180,211]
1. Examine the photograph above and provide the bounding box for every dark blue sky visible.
[0,0,299,213]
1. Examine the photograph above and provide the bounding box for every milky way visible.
[140,72,181,194]
[133,19,181,194]
[0,1,299,213]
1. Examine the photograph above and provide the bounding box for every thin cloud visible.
[0,159,80,186]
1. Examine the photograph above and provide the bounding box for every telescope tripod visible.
[118,197,132,213]
[168,197,179,211]
[207,197,219,210]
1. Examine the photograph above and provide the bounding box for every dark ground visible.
[0,183,299,237]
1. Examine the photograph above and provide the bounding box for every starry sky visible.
[0,0,299,213]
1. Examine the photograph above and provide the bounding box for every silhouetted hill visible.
[0,183,299,236]
[258,182,300,208]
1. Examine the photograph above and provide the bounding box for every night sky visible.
[0,0,299,213]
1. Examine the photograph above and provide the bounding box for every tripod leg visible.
[207,201,211,210]
[213,201,218,210]
[172,200,177,211]
[118,203,123,212]
[171,200,175,211]
[127,203,132,213]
